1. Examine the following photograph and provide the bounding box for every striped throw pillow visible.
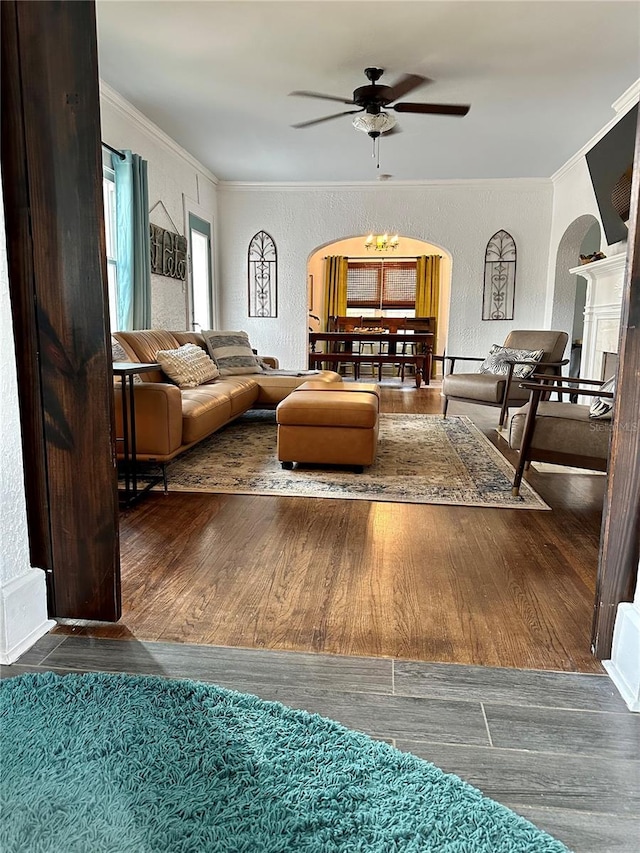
[589,375,616,420]
[202,330,262,376]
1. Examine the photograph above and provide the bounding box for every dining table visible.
[308,330,434,387]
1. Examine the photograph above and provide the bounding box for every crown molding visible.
[99,80,219,186]
[219,177,551,193]
[613,78,640,115]
[551,78,640,184]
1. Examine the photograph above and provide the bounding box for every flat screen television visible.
[585,104,637,246]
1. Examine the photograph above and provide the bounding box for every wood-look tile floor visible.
[3,634,639,853]
[54,380,608,673]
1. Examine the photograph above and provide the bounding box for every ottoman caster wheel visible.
[281,461,294,470]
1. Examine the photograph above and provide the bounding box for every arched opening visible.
[307,234,452,376]
[551,215,601,379]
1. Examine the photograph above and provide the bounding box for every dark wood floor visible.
[56,380,607,672]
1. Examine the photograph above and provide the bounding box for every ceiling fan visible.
[289,67,470,138]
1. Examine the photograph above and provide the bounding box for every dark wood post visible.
[591,113,640,658]
[1,0,121,620]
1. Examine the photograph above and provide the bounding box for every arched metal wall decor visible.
[482,230,516,320]
[248,231,277,317]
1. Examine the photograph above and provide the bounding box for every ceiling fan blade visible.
[291,110,363,129]
[289,90,355,105]
[393,102,470,117]
[386,74,431,102]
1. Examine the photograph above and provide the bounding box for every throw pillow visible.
[201,330,262,376]
[479,344,544,379]
[156,343,220,388]
[111,335,142,384]
[589,375,616,420]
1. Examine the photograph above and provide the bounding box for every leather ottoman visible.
[276,385,379,472]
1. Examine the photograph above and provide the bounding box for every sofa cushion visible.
[202,330,262,375]
[479,344,544,379]
[210,377,260,416]
[443,372,507,403]
[180,388,233,444]
[156,343,220,388]
[509,401,611,459]
[252,370,342,405]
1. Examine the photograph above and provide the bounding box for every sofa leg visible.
[442,397,449,418]
[281,461,294,470]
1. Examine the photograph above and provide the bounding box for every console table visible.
[113,362,163,507]
[308,331,434,388]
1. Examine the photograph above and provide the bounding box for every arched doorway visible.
[551,215,601,378]
[307,234,452,372]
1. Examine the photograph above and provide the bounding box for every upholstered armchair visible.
[442,330,569,428]
[509,375,614,495]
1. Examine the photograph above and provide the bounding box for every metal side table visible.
[113,362,163,507]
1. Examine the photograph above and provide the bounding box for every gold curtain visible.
[322,256,348,331]
[415,255,441,375]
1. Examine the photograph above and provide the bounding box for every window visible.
[346,260,417,316]
[102,166,119,331]
[188,213,213,330]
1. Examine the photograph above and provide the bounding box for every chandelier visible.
[365,233,400,252]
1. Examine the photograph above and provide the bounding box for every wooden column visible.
[591,113,640,658]
[1,0,121,620]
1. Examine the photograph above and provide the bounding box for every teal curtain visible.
[113,150,151,330]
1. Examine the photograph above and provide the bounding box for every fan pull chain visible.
[372,135,381,169]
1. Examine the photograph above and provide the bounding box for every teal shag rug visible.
[0,672,570,853]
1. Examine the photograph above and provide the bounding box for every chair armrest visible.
[442,355,484,375]
[444,355,484,362]
[519,381,614,398]
[535,374,605,386]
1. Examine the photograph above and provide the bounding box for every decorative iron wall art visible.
[150,224,187,280]
[482,230,516,320]
[248,231,277,317]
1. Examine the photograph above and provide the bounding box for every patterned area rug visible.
[166,412,549,510]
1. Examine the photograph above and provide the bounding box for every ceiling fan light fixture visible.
[352,112,396,137]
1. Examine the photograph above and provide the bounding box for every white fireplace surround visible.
[569,252,626,385]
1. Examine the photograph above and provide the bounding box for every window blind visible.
[346,261,417,308]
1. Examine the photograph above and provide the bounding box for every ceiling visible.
[96,1,640,183]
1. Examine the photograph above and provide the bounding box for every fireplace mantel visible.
[569,252,626,382]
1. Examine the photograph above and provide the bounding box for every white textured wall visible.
[0,176,30,586]
[0,168,54,663]
[100,88,218,331]
[218,181,553,368]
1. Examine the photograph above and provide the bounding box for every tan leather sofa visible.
[112,330,341,463]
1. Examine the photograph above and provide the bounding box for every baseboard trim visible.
[602,602,640,713]
[0,569,56,665]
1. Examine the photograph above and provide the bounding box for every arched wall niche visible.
[550,214,601,362]
[307,234,452,362]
